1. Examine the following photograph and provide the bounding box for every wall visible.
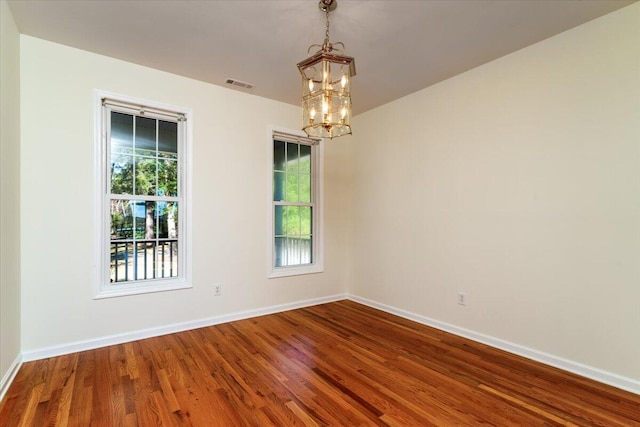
[0,0,22,392]
[19,36,352,354]
[351,4,640,383]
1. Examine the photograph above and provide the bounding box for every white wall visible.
[19,36,352,352]
[0,0,22,387]
[351,4,640,382]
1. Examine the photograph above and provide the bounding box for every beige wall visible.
[0,0,22,384]
[19,36,352,352]
[351,4,640,381]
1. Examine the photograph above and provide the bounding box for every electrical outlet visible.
[214,284,222,296]
[457,292,467,306]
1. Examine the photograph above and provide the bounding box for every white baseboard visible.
[22,293,348,362]
[0,353,22,403]
[348,294,640,396]
[15,292,640,397]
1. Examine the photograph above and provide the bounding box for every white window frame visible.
[93,91,192,299]
[268,126,324,278]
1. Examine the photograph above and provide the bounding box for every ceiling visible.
[7,0,635,115]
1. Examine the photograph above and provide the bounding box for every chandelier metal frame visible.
[297,0,356,139]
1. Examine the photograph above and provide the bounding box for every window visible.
[95,93,191,298]
[270,129,323,277]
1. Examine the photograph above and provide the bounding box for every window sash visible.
[272,130,318,146]
[105,106,184,284]
[102,98,187,122]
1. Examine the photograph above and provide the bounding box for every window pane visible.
[110,241,134,283]
[286,174,299,202]
[135,242,154,280]
[300,236,312,264]
[274,172,285,201]
[133,201,156,240]
[286,206,301,235]
[135,157,156,196]
[299,174,311,203]
[110,153,133,194]
[300,144,311,173]
[135,116,156,156]
[274,140,286,171]
[111,112,133,153]
[301,207,312,235]
[274,237,286,267]
[158,120,178,159]
[158,159,178,197]
[274,205,285,236]
[157,202,178,239]
[286,143,299,173]
[287,237,300,265]
[110,199,134,240]
[156,240,178,278]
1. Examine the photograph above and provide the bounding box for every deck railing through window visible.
[110,240,178,282]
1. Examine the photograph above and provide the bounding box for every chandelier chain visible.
[324,10,330,45]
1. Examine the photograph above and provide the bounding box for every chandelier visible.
[297,0,356,139]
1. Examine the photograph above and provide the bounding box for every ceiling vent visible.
[225,78,254,90]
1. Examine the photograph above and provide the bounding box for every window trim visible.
[93,90,193,299]
[268,126,324,278]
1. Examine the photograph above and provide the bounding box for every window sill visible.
[93,279,192,299]
[269,264,323,279]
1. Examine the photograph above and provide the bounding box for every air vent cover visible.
[225,78,254,89]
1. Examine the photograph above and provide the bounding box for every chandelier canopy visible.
[297,0,356,139]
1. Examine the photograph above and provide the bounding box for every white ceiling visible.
[7,0,635,115]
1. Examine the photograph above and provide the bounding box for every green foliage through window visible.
[110,112,178,197]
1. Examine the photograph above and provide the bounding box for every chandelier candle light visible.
[297,0,356,139]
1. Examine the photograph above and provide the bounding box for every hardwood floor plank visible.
[156,369,180,413]
[0,391,16,425]
[123,343,140,380]
[91,348,114,426]
[284,400,320,427]
[52,353,78,427]
[41,387,62,427]
[479,384,581,426]
[16,382,44,427]
[2,300,639,426]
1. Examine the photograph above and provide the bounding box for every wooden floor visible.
[1,300,639,426]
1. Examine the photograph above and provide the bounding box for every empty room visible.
[1,0,639,425]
